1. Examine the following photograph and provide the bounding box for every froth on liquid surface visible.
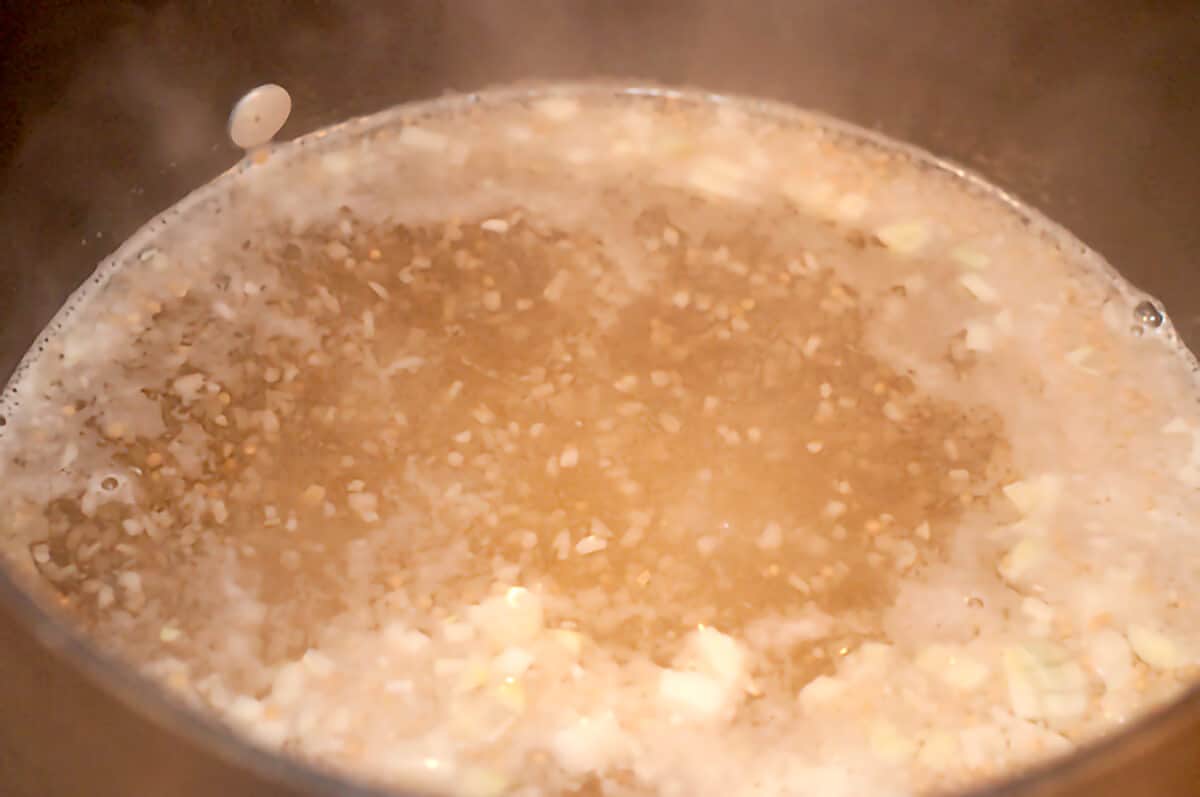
[1,87,1199,797]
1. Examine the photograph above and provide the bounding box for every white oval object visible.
[228,84,292,149]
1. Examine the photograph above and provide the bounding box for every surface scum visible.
[0,86,1198,797]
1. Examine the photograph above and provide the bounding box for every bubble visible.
[101,476,119,491]
[1134,300,1164,329]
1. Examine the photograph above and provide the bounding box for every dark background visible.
[0,3,1198,796]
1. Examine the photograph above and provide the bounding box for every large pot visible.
[1,2,1198,795]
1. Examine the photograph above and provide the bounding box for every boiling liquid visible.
[1,88,1198,797]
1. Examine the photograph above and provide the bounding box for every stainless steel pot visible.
[1,2,1198,795]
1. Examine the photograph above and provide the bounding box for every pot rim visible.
[2,81,1195,797]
